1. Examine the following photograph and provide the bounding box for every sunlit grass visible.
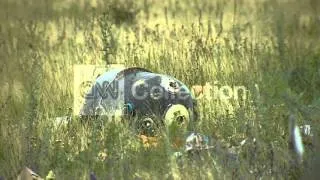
[0,0,319,179]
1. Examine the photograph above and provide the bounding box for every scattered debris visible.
[138,134,159,148]
[54,116,71,129]
[300,124,312,137]
[289,114,304,164]
[45,170,55,180]
[240,139,247,146]
[17,167,43,180]
[185,132,213,152]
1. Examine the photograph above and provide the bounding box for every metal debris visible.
[17,167,43,180]
[185,132,213,152]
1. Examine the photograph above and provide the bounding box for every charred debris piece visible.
[79,66,198,136]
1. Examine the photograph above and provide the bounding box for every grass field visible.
[0,0,320,179]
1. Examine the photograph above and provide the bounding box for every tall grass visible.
[0,0,319,179]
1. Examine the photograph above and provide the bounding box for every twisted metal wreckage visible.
[77,66,242,168]
[76,66,312,162]
[14,66,314,179]
[79,66,197,136]
[78,66,314,165]
[78,66,312,165]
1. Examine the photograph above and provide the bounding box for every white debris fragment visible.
[300,124,312,136]
[54,116,71,128]
[240,139,247,146]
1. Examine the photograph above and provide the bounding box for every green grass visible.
[0,0,320,179]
